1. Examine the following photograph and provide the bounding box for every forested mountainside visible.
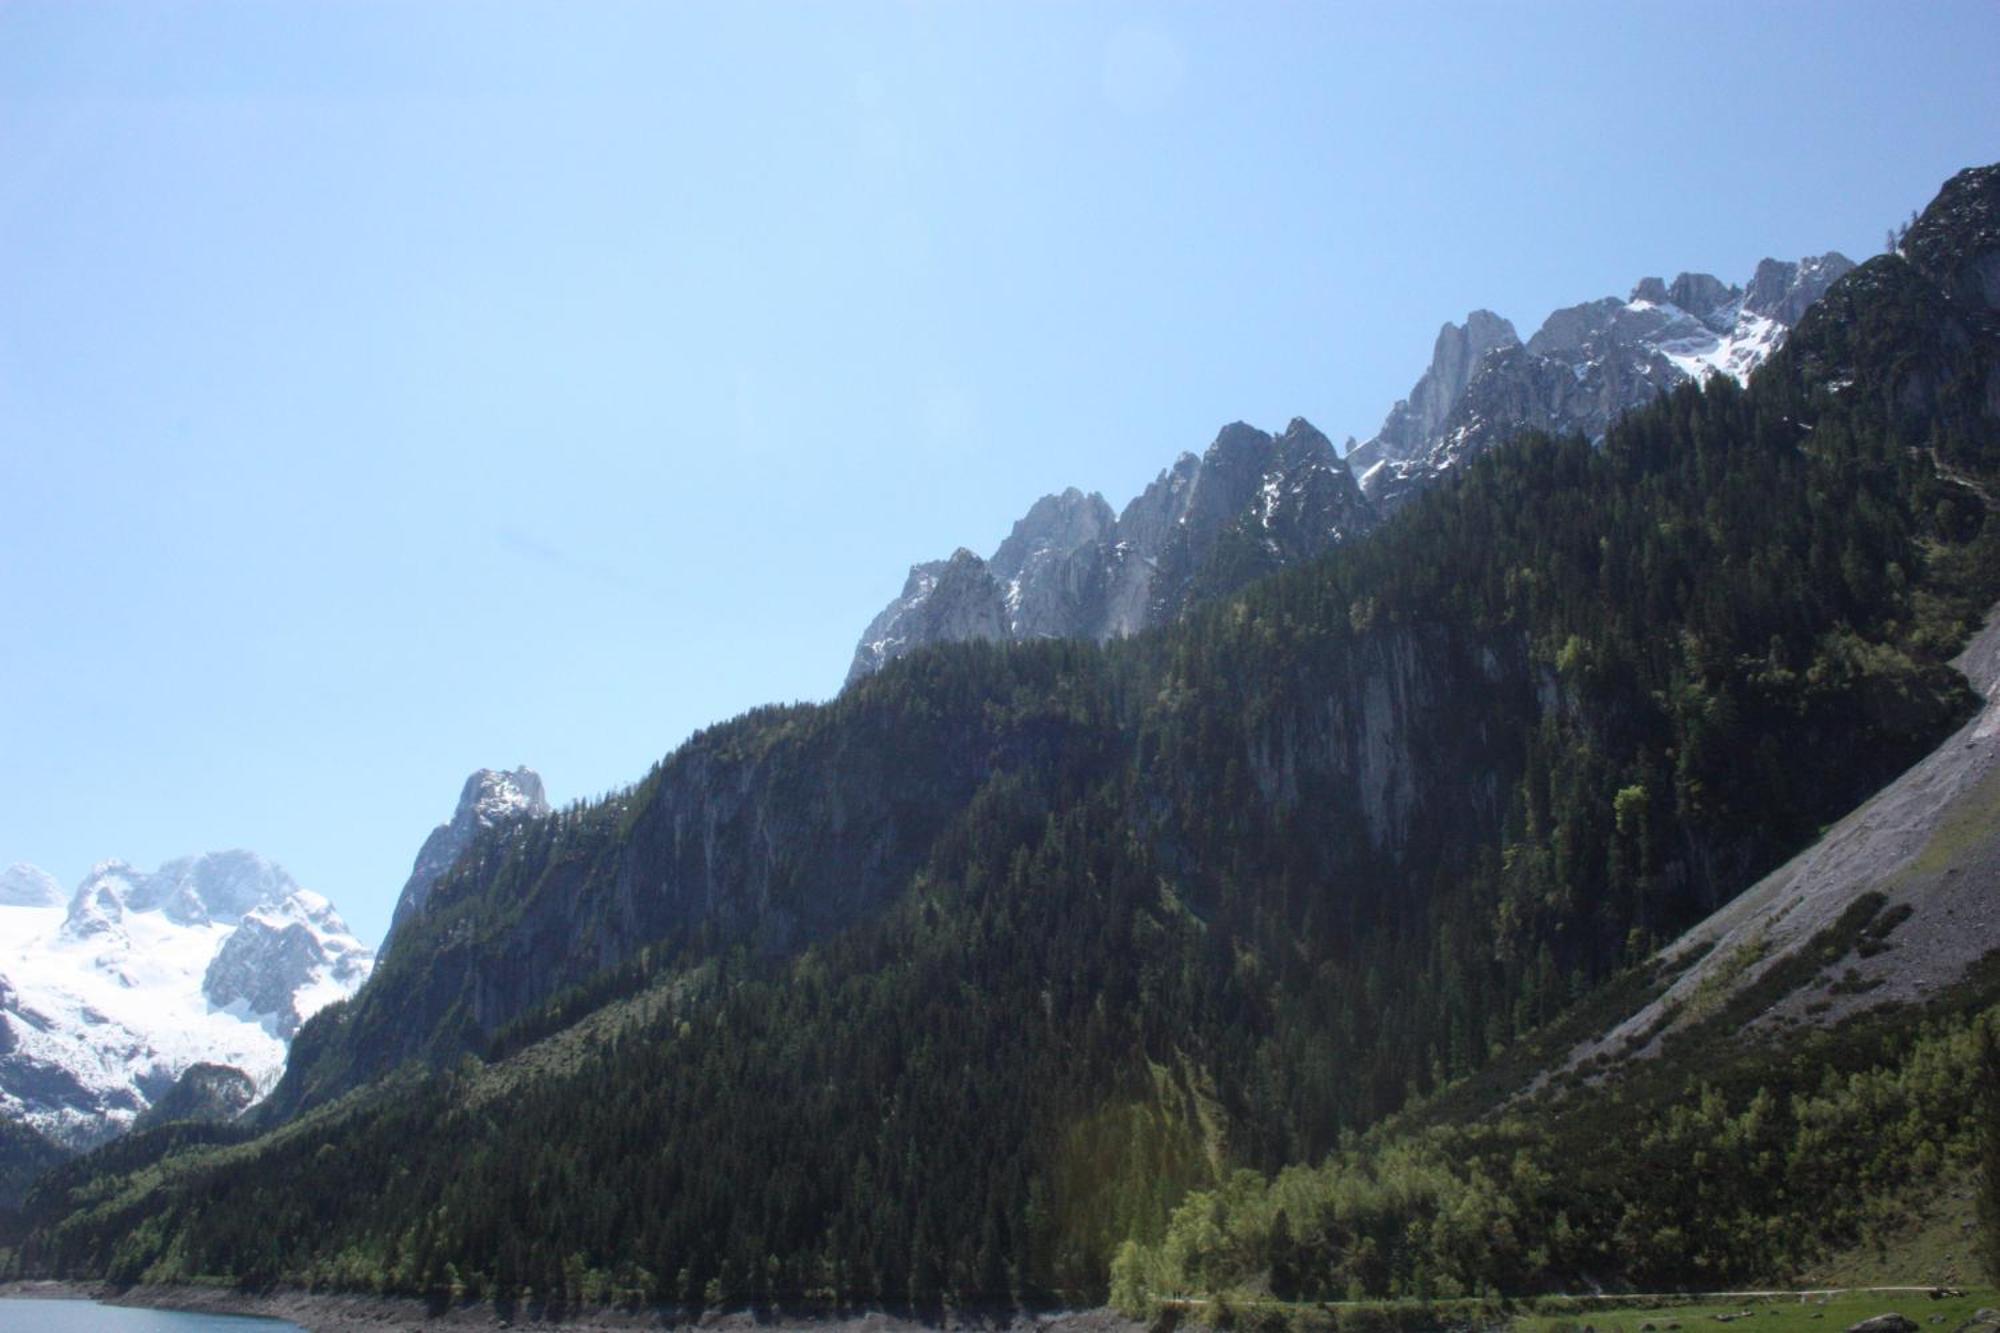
[0,1118,63,1217]
[10,163,1998,1312]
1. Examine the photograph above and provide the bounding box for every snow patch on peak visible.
[1258,472,1284,528]
[1656,306,1783,386]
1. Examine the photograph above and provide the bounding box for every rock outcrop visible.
[385,767,549,945]
[203,918,334,1038]
[130,1061,257,1132]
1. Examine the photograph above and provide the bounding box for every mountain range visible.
[849,417,1374,682]
[0,851,372,1149]
[7,163,1998,1315]
[1346,252,1854,509]
[850,250,1854,682]
[0,766,548,1155]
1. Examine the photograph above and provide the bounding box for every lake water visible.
[0,1298,302,1330]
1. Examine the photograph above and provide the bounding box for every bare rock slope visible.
[1573,603,2000,1069]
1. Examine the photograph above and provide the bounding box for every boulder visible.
[1846,1316,1918,1333]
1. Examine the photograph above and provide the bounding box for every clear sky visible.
[3,2,1996,945]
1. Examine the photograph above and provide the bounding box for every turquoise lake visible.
[0,1298,302,1330]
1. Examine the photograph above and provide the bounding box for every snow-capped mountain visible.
[1346,253,1855,512]
[849,417,1373,682]
[0,851,373,1148]
[384,767,549,947]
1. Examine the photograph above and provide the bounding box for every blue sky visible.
[3,2,1996,944]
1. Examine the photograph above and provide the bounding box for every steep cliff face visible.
[202,919,333,1038]
[848,418,1375,683]
[279,603,1553,1119]
[272,659,1137,1112]
[1275,627,1529,853]
[1343,310,1521,484]
[847,550,1012,683]
[1779,164,2000,471]
[990,489,1120,639]
[1145,419,1377,624]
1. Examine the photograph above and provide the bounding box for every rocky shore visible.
[1,1281,1141,1333]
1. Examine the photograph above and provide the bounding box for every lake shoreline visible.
[1,1280,1143,1333]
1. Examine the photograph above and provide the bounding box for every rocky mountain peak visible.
[1668,271,1739,320]
[1206,419,1270,459]
[1180,422,1281,527]
[1351,249,1856,514]
[1523,296,1624,357]
[59,850,303,936]
[1180,418,1353,531]
[0,863,64,909]
[1259,419,1372,545]
[1743,252,1857,324]
[1113,452,1202,552]
[989,489,1114,584]
[849,416,1379,681]
[1631,276,1671,304]
[1347,312,1522,484]
[387,767,551,945]
[846,550,1009,684]
[147,850,300,924]
[457,767,549,831]
[1278,416,1336,455]
[1900,163,2000,311]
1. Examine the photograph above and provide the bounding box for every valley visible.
[0,160,1994,1328]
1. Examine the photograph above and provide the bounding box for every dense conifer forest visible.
[0,1118,64,1220]
[7,165,1998,1315]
